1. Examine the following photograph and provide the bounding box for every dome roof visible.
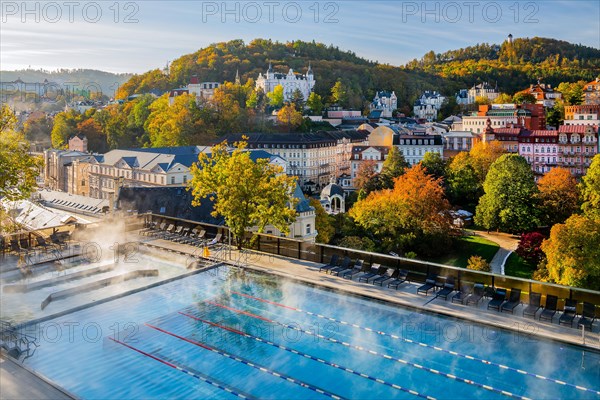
[321,183,344,198]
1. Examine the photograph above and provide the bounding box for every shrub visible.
[467,255,491,272]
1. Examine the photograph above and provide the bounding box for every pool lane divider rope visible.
[204,301,531,400]
[108,337,257,399]
[144,323,346,400]
[179,311,436,400]
[231,291,600,396]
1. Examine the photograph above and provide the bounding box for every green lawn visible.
[504,252,537,279]
[427,235,499,268]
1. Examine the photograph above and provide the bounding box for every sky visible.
[1,0,599,73]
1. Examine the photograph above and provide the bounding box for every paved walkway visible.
[470,230,519,275]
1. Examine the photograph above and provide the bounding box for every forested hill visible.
[406,37,600,93]
[117,37,600,109]
[0,69,132,98]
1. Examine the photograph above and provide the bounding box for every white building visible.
[468,82,499,104]
[223,131,369,191]
[413,91,446,121]
[256,63,315,102]
[188,77,221,101]
[370,91,397,118]
[442,131,479,157]
[396,134,444,166]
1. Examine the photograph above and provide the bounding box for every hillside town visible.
[2,32,600,400]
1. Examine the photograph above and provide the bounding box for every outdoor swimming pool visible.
[20,264,600,399]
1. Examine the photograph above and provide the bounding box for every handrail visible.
[140,213,600,304]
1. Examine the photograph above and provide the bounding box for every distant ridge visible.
[0,68,133,97]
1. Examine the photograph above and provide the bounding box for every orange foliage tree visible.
[350,164,454,255]
[536,167,580,226]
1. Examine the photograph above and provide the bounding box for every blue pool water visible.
[22,265,600,399]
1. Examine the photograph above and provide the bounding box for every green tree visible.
[290,88,305,111]
[557,81,585,105]
[0,105,44,231]
[546,99,565,128]
[581,154,600,218]
[475,154,540,232]
[446,152,481,208]
[267,84,284,108]
[420,151,446,180]
[51,110,81,148]
[513,92,537,104]
[309,197,334,244]
[188,140,298,249]
[331,80,348,106]
[337,236,376,252]
[541,214,600,289]
[379,147,409,189]
[306,92,324,115]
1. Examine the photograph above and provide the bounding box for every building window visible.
[183,175,187,183]
[306,224,311,235]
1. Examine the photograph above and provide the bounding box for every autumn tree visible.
[309,197,334,244]
[145,93,207,147]
[277,104,303,131]
[469,140,506,183]
[189,140,298,249]
[466,255,491,272]
[0,105,44,232]
[541,214,600,289]
[267,84,284,108]
[536,167,580,226]
[379,147,409,189]
[420,151,446,180]
[475,96,491,105]
[475,154,539,232]
[516,232,546,265]
[306,92,324,115]
[493,93,514,104]
[354,160,379,197]
[76,118,107,153]
[581,154,600,218]
[350,164,454,255]
[23,114,53,143]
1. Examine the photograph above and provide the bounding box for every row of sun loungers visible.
[4,232,69,255]
[419,274,597,330]
[319,258,598,331]
[139,220,222,247]
[319,255,411,289]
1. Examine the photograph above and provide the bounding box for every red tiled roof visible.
[558,125,598,133]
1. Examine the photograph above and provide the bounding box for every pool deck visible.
[1,232,599,400]
[0,353,76,400]
[138,234,600,352]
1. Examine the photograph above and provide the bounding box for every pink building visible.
[518,130,559,176]
[557,125,599,176]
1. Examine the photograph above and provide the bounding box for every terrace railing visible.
[138,213,600,316]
